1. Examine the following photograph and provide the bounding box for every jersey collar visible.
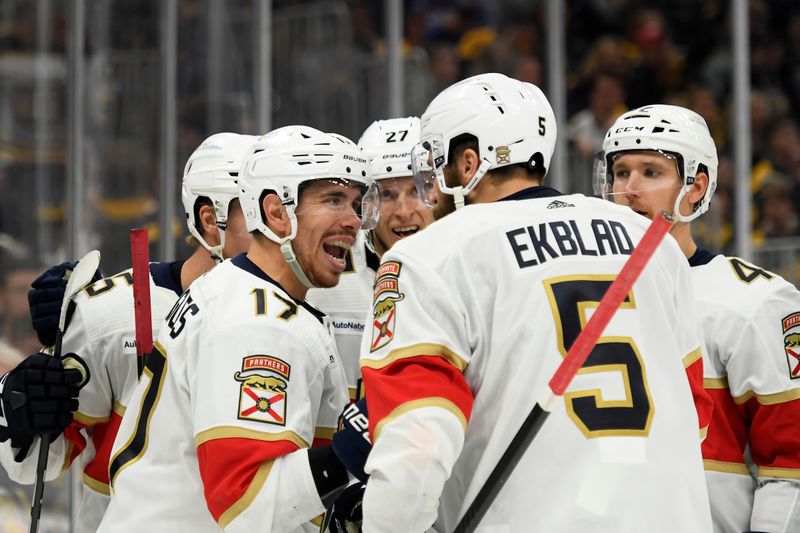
[365,244,381,272]
[231,253,326,323]
[688,247,718,267]
[149,261,184,297]
[498,185,563,202]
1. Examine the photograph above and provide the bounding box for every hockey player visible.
[307,116,433,402]
[359,73,714,532]
[597,104,800,533]
[98,126,379,532]
[1,132,258,532]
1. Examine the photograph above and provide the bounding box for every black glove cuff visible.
[308,444,349,507]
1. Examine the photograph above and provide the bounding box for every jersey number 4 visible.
[544,275,654,437]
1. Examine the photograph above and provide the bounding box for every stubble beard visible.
[432,194,456,220]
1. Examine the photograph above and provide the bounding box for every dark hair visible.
[446,133,545,183]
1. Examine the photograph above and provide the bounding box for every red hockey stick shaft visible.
[130,229,153,375]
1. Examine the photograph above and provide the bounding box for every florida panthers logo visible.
[496,145,511,164]
[785,333,800,379]
[783,312,800,379]
[235,355,290,425]
[371,261,404,352]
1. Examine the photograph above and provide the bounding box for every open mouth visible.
[392,225,420,239]
[322,240,352,266]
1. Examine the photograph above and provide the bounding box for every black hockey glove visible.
[0,352,89,459]
[331,398,371,483]
[28,261,102,347]
[323,482,365,533]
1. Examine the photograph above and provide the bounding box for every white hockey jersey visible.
[99,254,349,533]
[0,262,182,533]
[360,188,713,533]
[307,232,378,401]
[691,251,800,533]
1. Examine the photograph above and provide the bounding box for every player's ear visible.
[198,203,221,245]
[262,193,290,238]
[686,171,709,206]
[453,147,481,186]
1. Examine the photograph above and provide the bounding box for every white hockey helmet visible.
[594,104,718,222]
[358,116,421,180]
[411,72,557,209]
[182,132,260,261]
[358,116,422,254]
[238,125,379,288]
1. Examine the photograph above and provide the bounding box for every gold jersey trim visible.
[112,399,127,417]
[682,347,702,368]
[757,465,800,480]
[218,459,274,528]
[314,427,335,441]
[73,411,110,426]
[361,343,468,372]
[194,426,309,450]
[82,472,111,496]
[734,388,800,406]
[374,397,467,442]
[703,459,750,475]
[703,377,728,389]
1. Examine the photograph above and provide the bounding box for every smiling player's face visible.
[293,179,364,288]
[372,177,434,256]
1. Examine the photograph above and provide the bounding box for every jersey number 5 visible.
[544,275,654,437]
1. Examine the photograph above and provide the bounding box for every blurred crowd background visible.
[1,0,800,529]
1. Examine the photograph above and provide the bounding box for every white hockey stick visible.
[29,250,101,533]
[453,212,673,533]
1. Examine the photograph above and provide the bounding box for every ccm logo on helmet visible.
[614,126,645,133]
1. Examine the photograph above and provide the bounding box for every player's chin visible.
[312,254,346,287]
[312,269,343,289]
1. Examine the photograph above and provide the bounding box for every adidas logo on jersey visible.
[547,200,575,209]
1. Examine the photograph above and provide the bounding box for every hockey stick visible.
[130,229,153,376]
[453,211,673,533]
[30,249,101,533]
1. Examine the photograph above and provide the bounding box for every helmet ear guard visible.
[182,133,261,261]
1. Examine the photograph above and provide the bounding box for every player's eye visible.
[613,169,629,180]
[644,168,660,178]
[380,188,398,201]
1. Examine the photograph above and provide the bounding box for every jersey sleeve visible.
[725,287,800,532]
[0,292,117,484]
[190,293,347,531]
[360,253,474,532]
[672,260,713,438]
[0,403,71,483]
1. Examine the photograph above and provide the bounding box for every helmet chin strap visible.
[208,226,226,262]
[671,183,702,223]
[451,159,492,210]
[452,186,466,210]
[280,237,316,289]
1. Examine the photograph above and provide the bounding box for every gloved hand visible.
[0,352,90,458]
[323,482,365,533]
[28,261,102,346]
[331,398,371,483]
